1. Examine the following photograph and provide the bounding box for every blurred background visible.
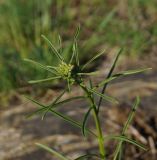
[0,0,157,160]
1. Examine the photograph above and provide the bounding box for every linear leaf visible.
[42,90,66,120]
[36,143,70,160]
[73,39,79,66]
[58,35,63,54]
[87,88,118,104]
[104,135,147,151]
[41,35,64,61]
[74,24,81,39]
[113,97,142,160]
[74,154,101,160]
[25,96,96,136]
[28,76,61,84]
[96,68,152,89]
[77,71,100,76]
[116,68,152,76]
[82,48,106,70]
[26,96,85,119]
[49,109,96,137]
[24,58,56,74]
[82,107,93,136]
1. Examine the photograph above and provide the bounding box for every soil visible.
[0,49,157,160]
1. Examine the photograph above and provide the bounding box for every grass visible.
[0,0,157,93]
[25,29,150,159]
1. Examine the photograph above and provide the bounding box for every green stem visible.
[79,83,105,159]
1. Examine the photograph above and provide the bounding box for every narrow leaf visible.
[116,68,152,76]
[49,108,96,137]
[58,35,63,54]
[42,90,66,120]
[25,96,96,136]
[36,143,70,160]
[98,48,123,112]
[73,40,79,66]
[41,35,64,61]
[77,71,100,76]
[104,135,147,151]
[82,107,93,136]
[28,76,61,84]
[74,154,101,160]
[26,96,85,119]
[74,24,81,39]
[96,68,152,89]
[24,58,56,74]
[87,88,118,104]
[113,96,142,160]
[82,48,106,70]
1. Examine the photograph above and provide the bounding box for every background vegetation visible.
[0,0,157,92]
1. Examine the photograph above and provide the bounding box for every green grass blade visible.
[98,8,117,31]
[82,107,93,136]
[58,35,63,54]
[82,48,106,70]
[97,48,123,112]
[74,154,101,160]
[74,24,81,39]
[24,58,56,74]
[28,76,61,84]
[36,143,70,160]
[87,88,118,104]
[41,34,64,61]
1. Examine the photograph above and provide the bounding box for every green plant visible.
[25,27,150,160]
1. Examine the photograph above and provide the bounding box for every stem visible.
[79,82,105,159]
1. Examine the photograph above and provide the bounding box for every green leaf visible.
[104,135,147,151]
[74,154,101,160]
[113,97,142,160]
[87,88,118,104]
[122,96,140,134]
[96,68,152,89]
[98,8,117,30]
[74,24,81,39]
[73,39,79,66]
[24,58,56,74]
[82,107,93,136]
[26,96,85,119]
[41,35,64,62]
[77,71,100,76]
[42,90,66,120]
[116,68,152,76]
[82,48,106,70]
[72,25,80,66]
[25,96,96,137]
[28,76,61,84]
[49,108,96,137]
[58,35,63,54]
[36,143,70,160]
